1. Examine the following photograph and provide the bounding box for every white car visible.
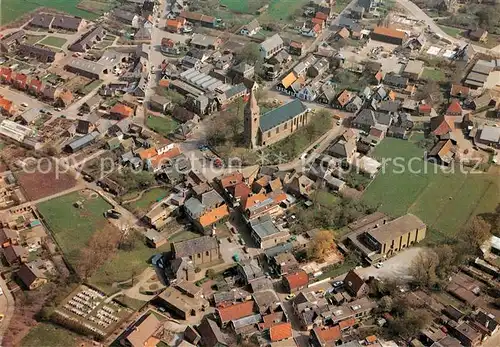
[375,262,383,269]
[0,287,3,296]
[21,102,28,107]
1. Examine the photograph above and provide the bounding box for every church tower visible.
[244,89,260,149]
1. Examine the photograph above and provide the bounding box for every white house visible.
[240,19,261,37]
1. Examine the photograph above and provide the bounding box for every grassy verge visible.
[421,67,446,82]
[438,25,463,38]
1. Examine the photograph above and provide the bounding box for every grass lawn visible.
[0,0,98,25]
[146,115,179,137]
[439,25,463,38]
[220,0,267,14]
[334,0,351,13]
[313,190,339,209]
[259,0,309,23]
[125,187,170,214]
[314,256,360,281]
[422,67,446,82]
[89,242,170,294]
[37,191,112,266]
[25,34,46,45]
[362,134,499,243]
[21,323,82,347]
[39,36,67,48]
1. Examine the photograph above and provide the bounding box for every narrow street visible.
[0,275,15,346]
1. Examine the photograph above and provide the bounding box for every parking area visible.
[340,40,404,74]
[0,86,49,110]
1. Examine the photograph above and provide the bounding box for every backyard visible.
[36,190,112,266]
[362,134,499,243]
[146,115,179,137]
[124,187,171,215]
[421,67,446,82]
[39,36,67,48]
[438,25,463,38]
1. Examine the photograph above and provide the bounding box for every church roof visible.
[259,99,308,132]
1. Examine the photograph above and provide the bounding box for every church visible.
[244,90,310,148]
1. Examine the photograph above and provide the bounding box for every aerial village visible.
[0,0,498,346]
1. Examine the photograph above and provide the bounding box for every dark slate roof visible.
[383,73,408,86]
[173,236,218,258]
[197,318,227,347]
[264,242,293,258]
[260,99,308,132]
[378,100,400,113]
[354,109,392,127]
[225,83,247,99]
[52,15,84,30]
[30,13,54,28]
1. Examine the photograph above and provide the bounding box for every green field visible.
[39,36,67,48]
[0,0,98,25]
[146,115,179,137]
[439,25,463,38]
[21,323,82,347]
[125,187,170,214]
[220,0,268,14]
[37,191,112,266]
[313,190,339,209]
[421,67,446,82]
[259,0,309,22]
[362,134,499,243]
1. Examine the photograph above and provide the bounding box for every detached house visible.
[259,34,284,60]
[241,19,261,37]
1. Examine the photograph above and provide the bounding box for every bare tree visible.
[308,230,335,261]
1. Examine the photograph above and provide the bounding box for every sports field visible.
[37,190,112,265]
[0,0,98,25]
[362,134,499,243]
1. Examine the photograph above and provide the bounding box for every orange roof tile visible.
[312,23,322,33]
[138,147,158,160]
[218,300,255,322]
[284,271,309,290]
[337,90,352,107]
[446,100,463,115]
[339,317,356,330]
[219,172,244,189]
[315,12,328,20]
[0,97,12,112]
[199,204,229,227]
[166,19,182,29]
[110,103,134,118]
[314,325,341,344]
[281,72,298,89]
[149,147,181,168]
[366,335,378,343]
[419,103,432,113]
[242,193,267,210]
[270,323,292,342]
[231,182,251,200]
[373,26,406,40]
[388,90,397,101]
[450,84,470,97]
[271,191,287,204]
[159,79,170,87]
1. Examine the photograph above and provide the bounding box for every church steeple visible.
[244,88,260,149]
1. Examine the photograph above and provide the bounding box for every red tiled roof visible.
[166,19,183,29]
[241,192,267,210]
[337,90,352,107]
[290,40,303,48]
[0,97,13,113]
[219,172,244,189]
[419,103,432,113]
[30,78,43,92]
[312,18,324,26]
[159,79,170,87]
[339,318,356,330]
[446,100,463,115]
[270,323,292,342]
[15,73,27,85]
[312,23,322,33]
[231,182,251,200]
[431,115,453,136]
[199,204,230,227]
[138,147,158,160]
[0,67,12,81]
[373,26,406,40]
[450,84,470,98]
[149,147,181,168]
[369,127,384,138]
[218,300,255,322]
[110,103,134,118]
[284,271,309,290]
[314,325,341,344]
[315,12,328,20]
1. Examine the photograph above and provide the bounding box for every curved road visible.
[0,276,15,346]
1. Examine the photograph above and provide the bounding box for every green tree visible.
[239,42,261,64]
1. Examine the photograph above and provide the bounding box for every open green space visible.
[21,323,82,347]
[146,115,179,137]
[39,36,67,48]
[258,0,309,23]
[220,0,268,14]
[334,0,351,13]
[438,25,463,38]
[125,187,170,214]
[0,0,98,25]
[421,68,446,82]
[168,230,200,243]
[88,242,169,294]
[37,191,112,266]
[362,134,499,243]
